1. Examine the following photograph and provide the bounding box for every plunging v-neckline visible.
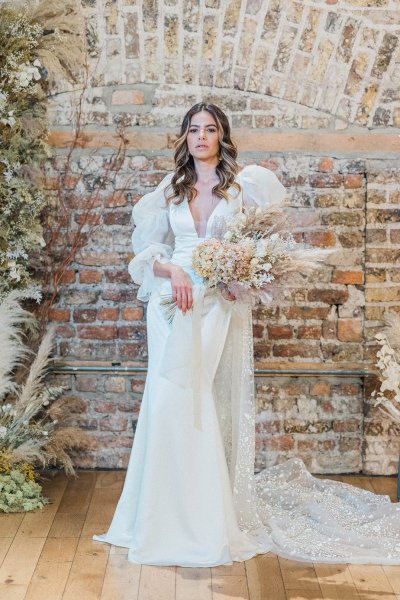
[185,197,223,239]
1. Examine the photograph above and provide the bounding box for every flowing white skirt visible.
[93,281,400,567]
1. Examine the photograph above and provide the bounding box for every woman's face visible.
[186,110,220,162]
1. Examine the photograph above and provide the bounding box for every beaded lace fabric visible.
[215,298,400,564]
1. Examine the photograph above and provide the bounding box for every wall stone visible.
[40,0,400,473]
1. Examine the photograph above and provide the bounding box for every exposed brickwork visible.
[39,0,400,473]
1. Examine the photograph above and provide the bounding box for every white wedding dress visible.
[93,165,400,567]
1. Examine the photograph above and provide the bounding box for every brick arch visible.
[95,0,400,128]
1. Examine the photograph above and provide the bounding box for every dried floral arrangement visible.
[372,312,400,425]
[0,289,92,511]
[0,0,90,307]
[0,7,49,302]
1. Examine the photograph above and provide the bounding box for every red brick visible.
[105,270,132,284]
[102,289,138,302]
[99,417,129,431]
[303,231,336,247]
[77,325,117,340]
[297,440,316,451]
[297,325,321,339]
[103,212,131,225]
[118,325,146,340]
[75,376,97,392]
[332,270,363,284]
[311,381,331,396]
[73,309,97,323]
[254,343,273,360]
[119,343,143,358]
[74,213,101,226]
[344,174,363,189]
[318,440,336,451]
[307,289,349,304]
[264,435,294,451]
[80,270,103,284]
[318,158,334,172]
[122,307,144,321]
[62,174,81,189]
[104,192,127,208]
[335,383,360,396]
[321,400,334,413]
[283,306,330,320]
[48,308,70,322]
[95,402,117,414]
[98,307,119,321]
[338,319,363,342]
[267,325,293,339]
[59,270,76,284]
[130,378,145,392]
[253,324,264,338]
[309,174,343,188]
[273,344,320,358]
[333,419,360,432]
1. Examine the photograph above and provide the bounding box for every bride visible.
[93,102,400,567]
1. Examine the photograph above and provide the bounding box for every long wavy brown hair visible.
[165,102,241,205]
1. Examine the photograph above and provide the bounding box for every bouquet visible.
[160,202,328,322]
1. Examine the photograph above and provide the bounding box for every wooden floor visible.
[0,471,399,600]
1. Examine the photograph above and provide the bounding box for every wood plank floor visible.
[0,471,398,600]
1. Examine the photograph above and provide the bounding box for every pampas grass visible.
[0,289,92,478]
[30,0,85,91]
[0,289,37,400]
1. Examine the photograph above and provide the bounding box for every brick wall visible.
[44,0,400,472]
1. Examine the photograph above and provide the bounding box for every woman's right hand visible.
[170,265,193,314]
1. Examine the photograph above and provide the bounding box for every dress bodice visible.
[129,165,287,301]
[169,186,242,276]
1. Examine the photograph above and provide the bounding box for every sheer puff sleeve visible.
[237,164,287,208]
[128,172,175,302]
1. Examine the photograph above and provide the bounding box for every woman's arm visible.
[153,260,193,314]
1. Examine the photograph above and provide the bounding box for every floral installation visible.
[371,311,400,424]
[161,201,328,322]
[0,289,92,512]
[0,0,88,303]
[0,6,49,302]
